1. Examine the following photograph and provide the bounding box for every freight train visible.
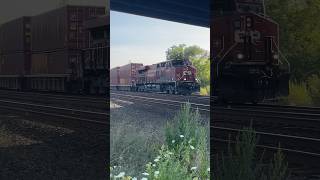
[0,5,109,94]
[110,59,200,95]
[211,0,290,103]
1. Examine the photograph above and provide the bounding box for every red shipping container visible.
[110,63,143,86]
[30,5,106,75]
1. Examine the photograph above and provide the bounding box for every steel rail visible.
[0,99,108,125]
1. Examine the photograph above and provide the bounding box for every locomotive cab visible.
[211,11,290,103]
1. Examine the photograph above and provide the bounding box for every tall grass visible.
[110,103,289,180]
[282,76,320,106]
[283,81,312,106]
[142,103,210,180]
[110,118,162,176]
[215,127,290,180]
[110,103,210,180]
[307,74,320,105]
[200,86,210,96]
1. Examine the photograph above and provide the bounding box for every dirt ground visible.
[0,113,108,180]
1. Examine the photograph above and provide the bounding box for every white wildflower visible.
[190,145,195,150]
[207,167,210,172]
[152,164,156,167]
[142,172,149,176]
[113,166,117,168]
[154,171,160,177]
[141,178,148,180]
[114,172,125,178]
[171,140,175,144]
[168,151,174,155]
[180,135,184,138]
[154,158,159,162]
[132,177,137,180]
[156,156,161,159]
[190,167,197,170]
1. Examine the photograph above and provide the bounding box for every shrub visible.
[215,127,290,180]
[145,103,210,180]
[110,102,210,180]
[200,86,210,96]
[284,81,312,106]
[266,147,290,180]
[307,74,320,105]
[110,118,161,176]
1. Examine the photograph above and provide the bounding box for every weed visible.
[110,103,210,180]
[283,81,312,106]
[215,127,289,180]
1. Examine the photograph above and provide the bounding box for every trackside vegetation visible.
[110,103,210,180]
[283,76,320,106]
[110,103,290,180]
[214,127,290,180]
[266,0,320,106]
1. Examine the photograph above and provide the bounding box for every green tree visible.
[166,44,210,94]
[265,0,320,80]
[166,44,186,61]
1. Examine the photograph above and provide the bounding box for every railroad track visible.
[111,91,320,173]
[0,99,108,126]
[0,90,107,111]
[111,91,320,146]
[0,90,319,173]
[111,92,210,112]
[110,90,210,104]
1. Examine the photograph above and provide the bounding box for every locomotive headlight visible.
[237,53,244,60]
[246,17,253,28]
[273,54,279,60]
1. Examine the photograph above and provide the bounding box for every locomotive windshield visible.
[171,60,184,67]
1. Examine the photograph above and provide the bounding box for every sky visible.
[110,11,210,68]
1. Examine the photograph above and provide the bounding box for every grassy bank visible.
[110,103,209,179]
[110,103,289,180]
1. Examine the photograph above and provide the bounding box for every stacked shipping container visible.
[83,15,109,94]
[30,5,106,77]
[0,17,31,75]
[110,63,143,86]
[0,5,107,93]
[0,17,31,89]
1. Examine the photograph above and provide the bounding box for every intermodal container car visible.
[0,17,31,89]
[110,63,143,86]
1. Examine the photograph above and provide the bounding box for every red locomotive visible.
[110,59,200,95]
[211,0,290,103]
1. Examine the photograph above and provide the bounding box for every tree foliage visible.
[166,44,210,93]
[265,0,320,80]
